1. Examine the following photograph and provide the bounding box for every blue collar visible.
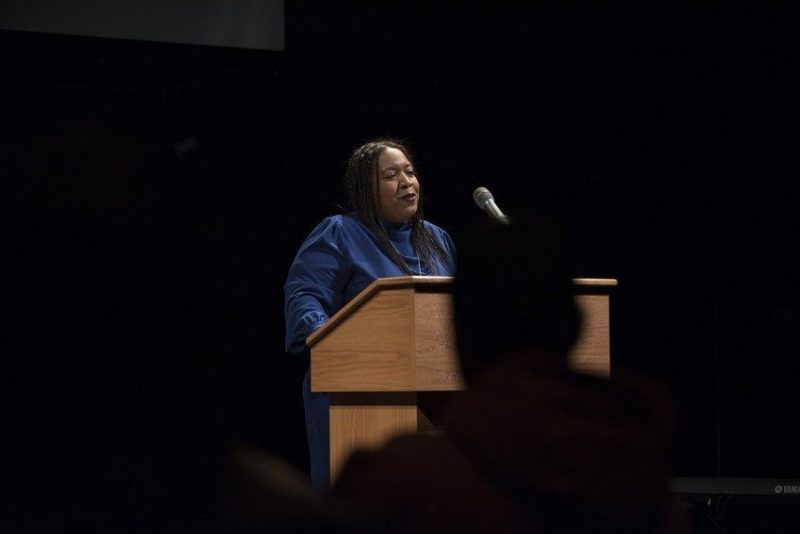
[379,218,413,232]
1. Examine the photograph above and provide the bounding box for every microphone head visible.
[472,186,494,208]
[472,186,511,225]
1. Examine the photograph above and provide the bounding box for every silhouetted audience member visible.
[333,216,681,533]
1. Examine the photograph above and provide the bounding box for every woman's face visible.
[376,147,419,223]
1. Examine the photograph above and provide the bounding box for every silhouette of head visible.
[452,215,582,382]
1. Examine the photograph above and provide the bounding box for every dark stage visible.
[3,2,797,531]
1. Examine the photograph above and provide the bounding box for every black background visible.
[3,1,797,483]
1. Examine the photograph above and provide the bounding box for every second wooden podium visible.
[306,275,616,483]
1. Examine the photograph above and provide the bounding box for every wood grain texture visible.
[413,292,464,391]
[312,288,416,392]
[329,393,419,482]
[312,277,614,390]
[569,294,611,376]
[572,278,618,287]
[307,276,453,347]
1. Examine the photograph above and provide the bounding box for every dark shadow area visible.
[2,1,797,530]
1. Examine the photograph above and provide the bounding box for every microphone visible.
[472,186,511,225]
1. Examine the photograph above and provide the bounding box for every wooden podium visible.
[306,276,617,483]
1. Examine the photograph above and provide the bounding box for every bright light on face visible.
[376,147,419,223]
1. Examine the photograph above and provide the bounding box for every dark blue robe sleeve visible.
[284,217,351,354]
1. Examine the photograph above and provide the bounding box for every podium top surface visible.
[572,278,618,287]
[305,276,617,348]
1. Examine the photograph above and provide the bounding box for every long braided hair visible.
[343,139,449,274]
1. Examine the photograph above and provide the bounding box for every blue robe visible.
[284,213,456,491]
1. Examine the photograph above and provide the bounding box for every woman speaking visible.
[284,139,457,492]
